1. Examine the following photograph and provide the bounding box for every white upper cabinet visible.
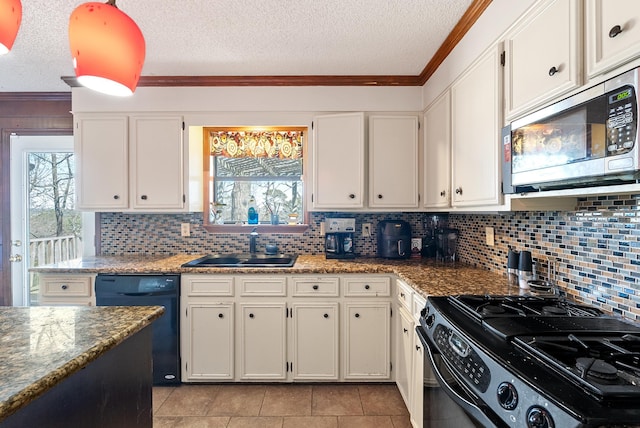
[75,114,185,211]
[586,0,640,78]
[504,0,583,121]
[312,113,365,209]
[451,46,503,208]
[423,92,451,209]
[130,115,184,210]
[368,115,419,208]
[75,115,129,210]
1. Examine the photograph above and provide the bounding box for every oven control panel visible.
[434,324,491,392]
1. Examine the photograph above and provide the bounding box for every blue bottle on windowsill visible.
[247,196,259,224]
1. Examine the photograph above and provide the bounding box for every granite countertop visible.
[31,254,513,297]
[0,305,164,422]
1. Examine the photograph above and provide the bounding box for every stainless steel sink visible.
[182,253,297,268]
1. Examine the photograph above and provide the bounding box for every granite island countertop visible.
[31,254,514,297]
[0,305,164,422]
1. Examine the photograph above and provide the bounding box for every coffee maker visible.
[325,218,356,259]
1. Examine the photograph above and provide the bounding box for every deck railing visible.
[30,235,83,267]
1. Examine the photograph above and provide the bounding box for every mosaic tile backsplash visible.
[99,193,640,321]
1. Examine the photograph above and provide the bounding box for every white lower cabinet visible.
[396,306,414,406]
[410,293,427,428]
[239,302,287,380]
[290,302,339,380]
[181,273,392,383]
[343,301,391,380]
[183,302,234,380]
[38,273,96,306]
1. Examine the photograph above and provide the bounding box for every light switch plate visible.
[181,223,191,237]
[485,226,494,246]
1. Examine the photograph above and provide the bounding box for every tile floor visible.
[153,383,411,428]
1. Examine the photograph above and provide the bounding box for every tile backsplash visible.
[99,193,640,321]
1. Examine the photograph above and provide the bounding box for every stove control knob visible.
[425,314,435,328]
[526,406,554,428]
[497,382,518,410]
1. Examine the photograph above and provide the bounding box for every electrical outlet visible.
[362,223,372,237]
[181,223,191,237]
[320,221,326,236]
[485,226,495,247]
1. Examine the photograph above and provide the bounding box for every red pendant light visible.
[69,1,145,96]
[0,0,22,55]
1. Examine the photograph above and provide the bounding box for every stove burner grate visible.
[576,357,619,382]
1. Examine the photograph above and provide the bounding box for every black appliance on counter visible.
[377,220,411,259]
[325,217,356,259]
[96,274,180,385]
[416,294,640,427]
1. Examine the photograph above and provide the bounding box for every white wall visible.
[421,0,537,108]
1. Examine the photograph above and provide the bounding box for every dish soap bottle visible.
[247,196,259,224]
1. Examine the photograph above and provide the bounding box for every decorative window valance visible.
[209,130,303,159]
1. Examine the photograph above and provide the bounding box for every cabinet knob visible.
[416,345,421,351]
[403,328,408,333]
[312,285,319,290]
[61,284,68,290]
[218,313,224,318]
[141,195,148,200]
[609,24,623,38]
[377,194,383,199]
[355,313,360,318]
[348,193,355,199]
[440,190,446,197]
[249,313,254,318]
[455,187,463,195]
[548,66,558,76]
[364,284,370,290]
[323,313,329,318]
[113,195,120,200]
[400,292,405,298]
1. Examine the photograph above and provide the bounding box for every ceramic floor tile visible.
[206,384,267,416]
[155,384,222,416]
[337,415,395,427]
[227,416,284,428]
[312,384,363,416]
[153,386,174,412]
[391,415,413,428]
[153,415,230,428]
[358,384,409,416]
[261,384,312,416]
[283,416,338,428]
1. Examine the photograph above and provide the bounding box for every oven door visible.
[416,326,506,428]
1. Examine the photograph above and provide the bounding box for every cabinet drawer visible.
[396,280,413,311]
[291,277,339,297]
[41,276,93,297]
[343,276,391,297]
[412,293,427,322]
[239,276,287,297]
[184,275,234,296]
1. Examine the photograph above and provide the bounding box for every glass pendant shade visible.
[0,0,22,55]
[69,2,145,96]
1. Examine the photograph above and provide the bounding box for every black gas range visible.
[417,294,640,428]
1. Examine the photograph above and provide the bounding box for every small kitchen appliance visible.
[503,66,640,193]
[377,220,411,259]
[417,294,640,427]
[324,217,356,259]
[435,228,458,262]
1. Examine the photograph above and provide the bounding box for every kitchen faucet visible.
[249,227,259,254]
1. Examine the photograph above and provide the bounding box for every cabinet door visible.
[238,303,287,380]
[312,113,365,209]
[587,0,640,77]
[183,303,234,381]
[504,0,582,120]
[75,115,129,210]
[424,91,451,208]
[343,302,390,380]
[130,115,184,209]
[451,46,503,207]
[410,330,425,428]
[396,307,413,408]
[290,303,339,380]
[369,115,419,208]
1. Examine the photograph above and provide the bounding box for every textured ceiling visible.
[1,0,474,92]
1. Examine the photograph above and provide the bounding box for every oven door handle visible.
[417,327,505,428]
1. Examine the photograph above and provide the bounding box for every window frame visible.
[202,126,309,234]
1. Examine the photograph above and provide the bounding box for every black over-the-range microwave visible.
[502,66,640,194]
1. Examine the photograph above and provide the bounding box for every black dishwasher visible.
[95,274,180,385]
